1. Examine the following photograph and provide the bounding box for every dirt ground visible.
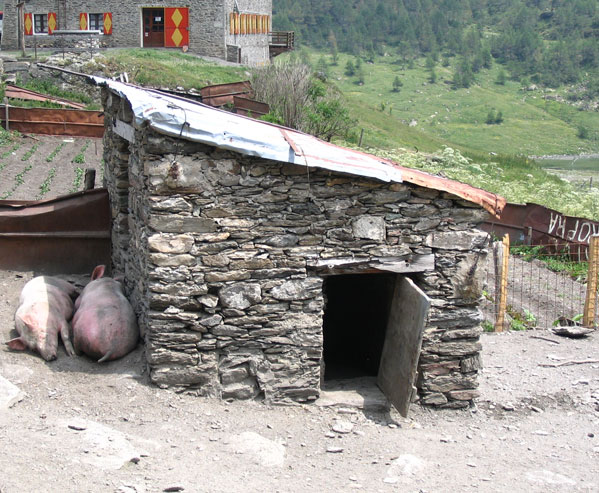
[0,134,104,201]
[1,135,598,492]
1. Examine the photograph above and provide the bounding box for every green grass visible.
[300,49,599,157]
[511,245,589,281]
[100,49,247,89]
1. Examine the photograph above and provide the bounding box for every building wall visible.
[103,89,489,408]
[224,0,271,66]
[1,0,271,65]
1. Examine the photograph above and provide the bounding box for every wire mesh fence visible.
[482,242,593,331]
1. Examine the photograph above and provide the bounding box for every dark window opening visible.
[322,273,397,380]
[34,14,48,34]
[89,13,104,32]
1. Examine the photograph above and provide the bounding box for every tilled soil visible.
[0,134,104,201]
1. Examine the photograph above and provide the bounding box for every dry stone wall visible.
[103,89,490,408]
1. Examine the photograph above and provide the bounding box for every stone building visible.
[1,0,271,65]
[96,77,506,415]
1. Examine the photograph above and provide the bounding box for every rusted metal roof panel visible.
[0,189,111,274]
[5,84,87,109]
[92,77,505,217]
[0,106,104,137]
[200,81,253,107]
[233,96,269,117]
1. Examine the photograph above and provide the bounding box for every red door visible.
[165,7,189,48]
[143,8,164,47]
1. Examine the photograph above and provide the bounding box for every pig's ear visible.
[91,265,106,280]
[6,337,27,351]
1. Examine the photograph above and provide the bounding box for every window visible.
[89,13,104,32]
[34,14,47,34]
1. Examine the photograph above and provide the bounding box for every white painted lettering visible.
[567,220,580,241]
[578,222,592,244]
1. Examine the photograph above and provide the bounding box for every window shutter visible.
[48,13,57,34]
[229,13,234,35]
[79,13,88,30]
[24,13,33,35]
[240,14,246,35]
[252,14,257,34]
[235,13,240,35]
[103,13,113,35]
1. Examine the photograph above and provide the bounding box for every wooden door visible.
[143,8,164,47]
[377,276,431,417]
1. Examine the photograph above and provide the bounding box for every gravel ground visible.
[0,135,598,492]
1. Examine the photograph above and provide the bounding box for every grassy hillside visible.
[304,49,599,157]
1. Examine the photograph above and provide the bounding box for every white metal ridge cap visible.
[93,77,299,163]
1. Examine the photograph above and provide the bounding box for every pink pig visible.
[7,276,77,361]
[72,265,139,362]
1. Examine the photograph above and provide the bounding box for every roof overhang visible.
[91,76,506,217]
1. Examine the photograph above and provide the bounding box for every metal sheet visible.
[0,106,104,137]
[0,189,111,274]
[482,202,599,259]
[90,77,506,217]
[5,84,87,109]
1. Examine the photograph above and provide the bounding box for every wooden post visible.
[495,234,510,332]
[583,235,599,327]
[17,2,26,58]
[3,98,9,132]
[84,169,96,190]
[358,128,364,147]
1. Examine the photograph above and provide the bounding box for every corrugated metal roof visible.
[92,77,506,217]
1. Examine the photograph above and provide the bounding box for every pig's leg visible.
[60,321,75,357]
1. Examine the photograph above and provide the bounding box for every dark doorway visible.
[322,273,396,380]
[143,8,165,47]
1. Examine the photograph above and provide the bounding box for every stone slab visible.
[316,377,389,412]
[0,375,24,410]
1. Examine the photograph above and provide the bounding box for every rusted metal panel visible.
[5,84,87,109]
[200,81,254,107]
[0,106,104,137]
[482,202,599,259]
[233,96,269,117]
[0,189,111,274]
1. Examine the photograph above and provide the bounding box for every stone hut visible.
[97,78,505,414]
[2,0,272,65]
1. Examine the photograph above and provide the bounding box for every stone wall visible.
[103,89,490,408]
[1,0,271,65]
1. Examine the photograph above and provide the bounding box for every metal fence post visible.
[583,235,599,327]
[495,234,510,332]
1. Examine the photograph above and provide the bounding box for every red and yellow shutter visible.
[235,13,240,34]
[103,12,113,34]
[79,13,88,30]
[229,13,234,35]
[165,7,189,47]
[24,13,33,35]
[240,14,245,35]
[48,12,57,34]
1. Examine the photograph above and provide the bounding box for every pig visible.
[7,276,77,361]
[72,265,139,362]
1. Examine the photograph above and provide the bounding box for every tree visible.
[251,60,355,142]
[328,30,339,65]
[428,68,437,84]
[344,60,356,76]
[495,69,507,85]
[392,76,403,92]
